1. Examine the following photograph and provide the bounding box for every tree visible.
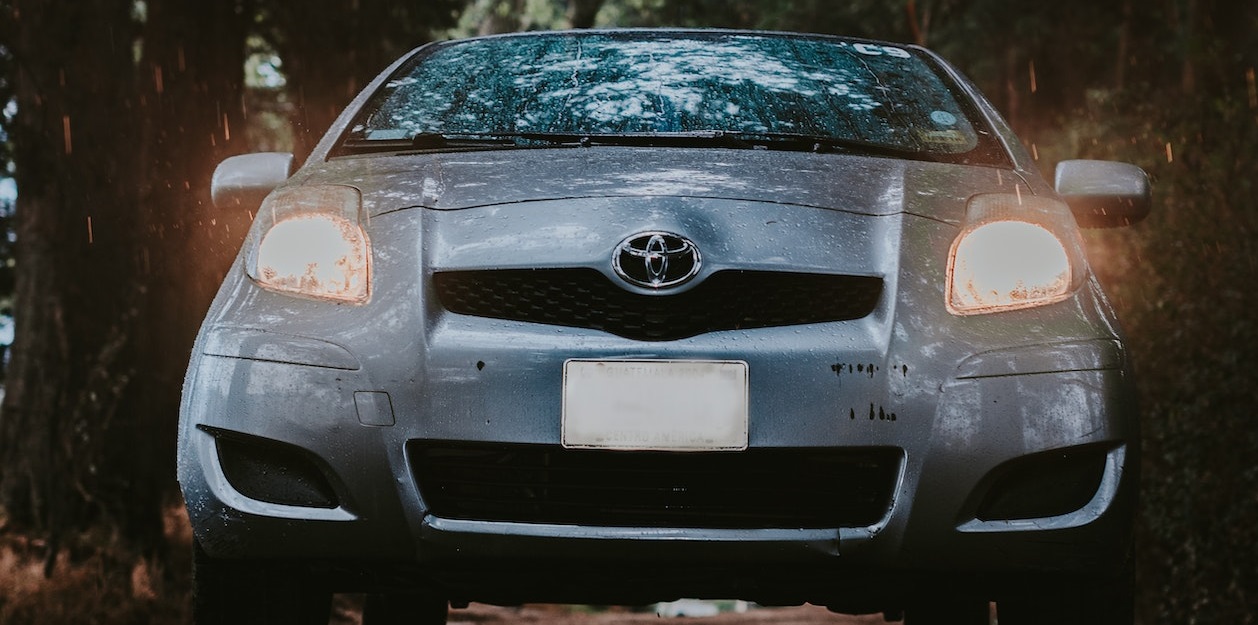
[0,0,460,568]
[0,28,15,365]
[0,0,466,564]
[0,0,145,557]
[126,0,257,549]
[0,0,253,560]
[264,0,462,161]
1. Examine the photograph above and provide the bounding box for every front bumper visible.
[179,315,1138,605]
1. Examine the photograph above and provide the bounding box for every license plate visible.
[562,359,749,451]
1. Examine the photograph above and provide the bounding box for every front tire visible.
[362,591,449,625]
[997,569,1134,625]
[903,595,991,625]
[192,540,332,625]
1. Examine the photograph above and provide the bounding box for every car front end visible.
[179,29,1147,624]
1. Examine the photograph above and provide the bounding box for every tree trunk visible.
[1115,0,1131,90]
[0,0,252,560]
[1002,46,1022,132]
[0,0,145,556]
[124,0,254,548]
[1179,0,1198,94]
[567,0,605,28]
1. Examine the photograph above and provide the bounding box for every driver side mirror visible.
[211,152,294,211]
[1054,159,1151,228]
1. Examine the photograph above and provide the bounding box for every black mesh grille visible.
[433,269,882,341]
[215,433,339,509]
[410,443,902,529]
[976,444,1110,521]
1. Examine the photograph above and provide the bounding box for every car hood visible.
[300,148,1024,223]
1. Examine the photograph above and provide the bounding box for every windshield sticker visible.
[915,129,970,146]
[847,43,912,59]
[365,128,412,140]
[930,110,958,126]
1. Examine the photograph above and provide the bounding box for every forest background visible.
[0,1,1255,623]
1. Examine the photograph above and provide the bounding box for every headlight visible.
[946,194,1082,315]
[248,185,370,303]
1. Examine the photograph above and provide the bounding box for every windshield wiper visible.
[409,132,517,148]
[338,129,928,159]
[338,132,519,155]
[719,131,931,157]
[504,130,922,157]
[499,130,755,149]
[337,130,753,155]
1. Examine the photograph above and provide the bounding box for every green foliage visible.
[450,0,569,35]
[1023,6,1258,621]
[594,0,901,33]
[1062,86,1258,624]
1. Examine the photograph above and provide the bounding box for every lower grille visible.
[410,443,902,529]
[433,269,882,341]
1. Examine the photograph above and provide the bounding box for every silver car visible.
[181,29,1149,625]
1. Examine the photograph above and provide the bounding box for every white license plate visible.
[562,359,749,451]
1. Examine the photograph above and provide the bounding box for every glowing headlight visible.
[249,185,370,303]
[946,193,1082,315]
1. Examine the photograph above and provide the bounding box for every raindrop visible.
[62,115,72,155]
[1247,68,1257,109]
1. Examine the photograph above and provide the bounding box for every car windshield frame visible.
[332,30,1011,167]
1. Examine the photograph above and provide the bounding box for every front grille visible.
[433,269,882,341]
[410,443,902,529]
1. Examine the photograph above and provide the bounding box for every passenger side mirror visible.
[1054,159,1151,228]
[211,152,294,211]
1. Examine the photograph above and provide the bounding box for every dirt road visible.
[443,603,892,625]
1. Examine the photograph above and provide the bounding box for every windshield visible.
[341,31,1003,163]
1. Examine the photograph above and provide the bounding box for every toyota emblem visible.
[612,232,701,289]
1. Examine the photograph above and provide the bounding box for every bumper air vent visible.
[211,429,339,509]
[975,444,1111,521]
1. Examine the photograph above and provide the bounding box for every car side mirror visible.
[1054,159,1151,228]
[211,152,294,210]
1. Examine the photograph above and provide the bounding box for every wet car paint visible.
[179,30,1140,611]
